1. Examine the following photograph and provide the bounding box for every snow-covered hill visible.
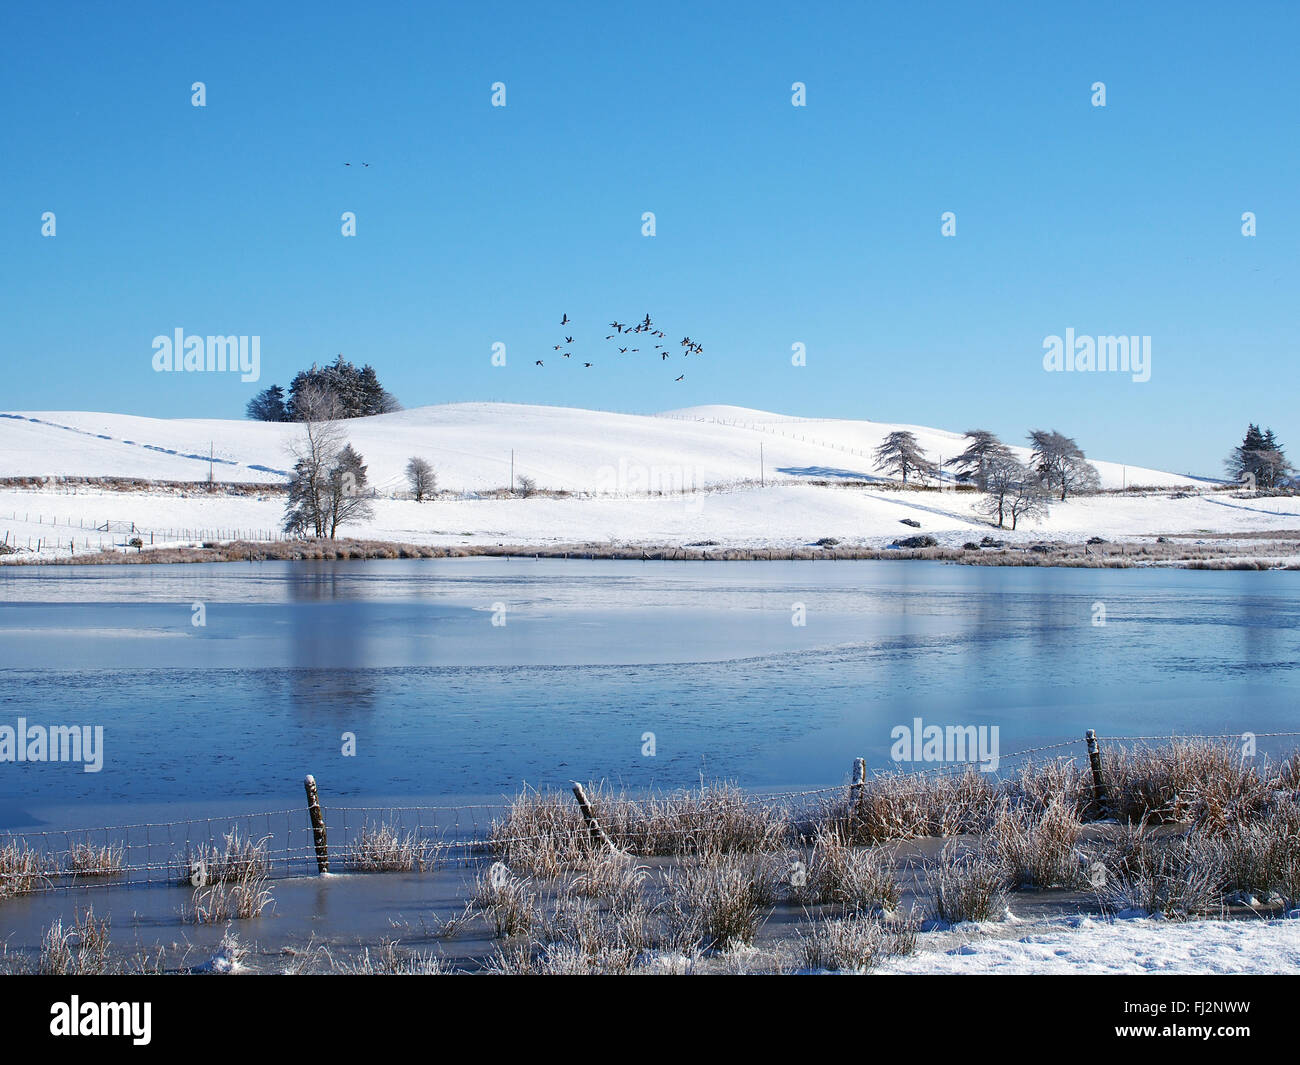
[6,403,1296,560]
[0,403,1200,492]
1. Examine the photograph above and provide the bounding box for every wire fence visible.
[3,731,1298,897]
[0,511,288,554]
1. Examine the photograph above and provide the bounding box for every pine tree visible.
[1227,424,1291,490]
[246,384,288,421]
[873,431,936,485]
[278,357,401,421]
[326,445,374,537]
[946,430,1011,490]
[1027,430,1100,500]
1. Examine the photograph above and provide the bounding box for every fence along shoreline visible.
[3,731,1298,898]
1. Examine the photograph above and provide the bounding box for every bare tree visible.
[873,431,936,485]
[979,455,1050,529]
[283,384,346,537]
[946,430,1011,491]
[515,474,537,498]
[1027,429,1100,501]
[406,457,436,502]
[282,384,374,539]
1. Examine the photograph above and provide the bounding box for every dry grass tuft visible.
[347,822,433,872]
[791,830,901,913]
[1094,822,1224,920]
[988,798,1087,890]
[1104,741,1268,828]
[490,782,791,874]
[929,844,1009,924]
[189,865,274,923]
[333,940,451,974]
[798,911,919,971]
[39,907,112,975]
[0,840,47,898]
[662,847,782,950]
[188,829,269,885]
[472,862,538,938]
[66,840,124,878]
[820,768,999,845]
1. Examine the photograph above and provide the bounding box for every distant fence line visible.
[0,511,290,553]
[3,731,1299,898]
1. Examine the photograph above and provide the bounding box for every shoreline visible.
[4,534,1300,569]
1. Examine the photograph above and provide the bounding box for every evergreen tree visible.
[326,444,374,537]
[246,384,289,421]
[873,431,936,485]
[1227,424,1291,489]
[946,430,1011,490]
[271,356,402,421]
[1027,429,1100,500]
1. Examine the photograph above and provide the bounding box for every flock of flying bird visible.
[340,165,698,378]
[534,312,702,381]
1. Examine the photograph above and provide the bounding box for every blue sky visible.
[1,1,1296,476]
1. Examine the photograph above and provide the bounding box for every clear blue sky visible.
[2,1,1296,476]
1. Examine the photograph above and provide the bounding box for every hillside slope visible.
[0,403,1199,492]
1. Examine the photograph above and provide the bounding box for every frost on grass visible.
[39,907,111,975]
[347,821,434,872]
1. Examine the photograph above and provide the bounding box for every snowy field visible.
[0,403,1200,490]
[879,913,1300,975]
[2,403,1297,559]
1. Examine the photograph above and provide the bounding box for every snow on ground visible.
[5,483,1300,559]
[0,403,1198,492]
[2,402,1296,558]
[663,405,1205,491]
[877,913,1300,975]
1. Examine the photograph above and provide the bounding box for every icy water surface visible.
[1,558,1298,826]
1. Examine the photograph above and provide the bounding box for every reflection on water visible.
[1,558,1297,813]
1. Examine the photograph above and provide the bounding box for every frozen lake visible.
[1,558,1298,828]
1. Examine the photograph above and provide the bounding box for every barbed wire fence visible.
[2,730,1298,899]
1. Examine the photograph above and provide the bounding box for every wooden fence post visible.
[846,757,867,835]
[571,781,617,851]
[1085,730,1108,817]
[851,757,866,804]
[304,774,329,873]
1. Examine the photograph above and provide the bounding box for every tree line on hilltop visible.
[246,355,400,422]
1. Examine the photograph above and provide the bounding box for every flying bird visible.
[675,374,684,381]
[535,360,544,366]
[565,336,573,344]
[561,313,570,325]
[583,362,593,368]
